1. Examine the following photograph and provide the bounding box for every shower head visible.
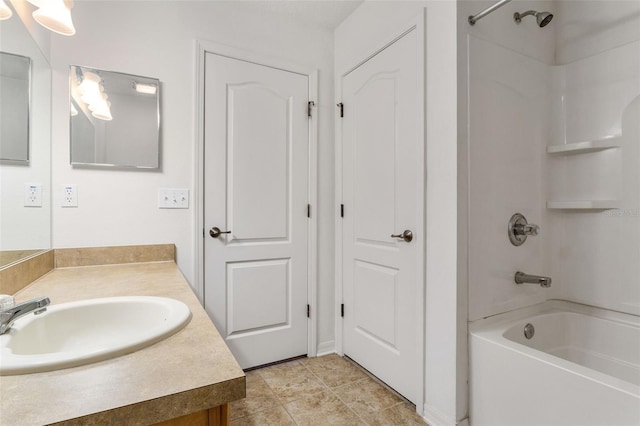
[514,10,554,27]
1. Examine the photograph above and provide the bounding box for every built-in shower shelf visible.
[546,200,621,210]
[547,136,621,155]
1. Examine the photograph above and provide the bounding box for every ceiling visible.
[244,0,364,29]
[75,0,364,30]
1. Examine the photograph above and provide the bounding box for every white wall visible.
[49,1,336,349]
[554,0,640,65]
[9,0,51,62]
[336,1,460,425]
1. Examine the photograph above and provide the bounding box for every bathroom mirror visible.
[0,51,31,162]
[0,7,52,268]
[69,66,160,169]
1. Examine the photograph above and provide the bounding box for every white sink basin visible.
[0,296,191,375]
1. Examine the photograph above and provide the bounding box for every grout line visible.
[344,355,415,407]
[286,356,367,425]
[280,400,301,426]
[300,356,373,425]
[241,354,421,426]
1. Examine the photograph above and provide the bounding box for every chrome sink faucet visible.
[0,297,50,335]
[515,271,552,288]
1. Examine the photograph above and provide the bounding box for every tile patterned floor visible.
[230,354,427,426]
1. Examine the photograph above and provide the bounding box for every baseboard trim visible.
[316,340,335,357]
[422,403,458,426]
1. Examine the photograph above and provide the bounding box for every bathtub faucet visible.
[514,271,551,288]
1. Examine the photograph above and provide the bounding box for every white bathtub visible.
[470,300,640,426]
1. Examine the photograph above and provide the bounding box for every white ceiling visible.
[245,0,364,29]
[75,0,364,30]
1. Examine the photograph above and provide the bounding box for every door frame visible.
[334,16,426,411]
[195,40,319,357]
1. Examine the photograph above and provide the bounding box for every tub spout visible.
[515,271,551,288]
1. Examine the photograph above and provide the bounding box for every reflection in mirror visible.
[0,7,52,269]
[0,52,31,162]
[70,66,160,169]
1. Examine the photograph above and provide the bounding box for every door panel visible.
[354,261,399,348]
[226,259,290,335]
[342,29,420,403]
[204,52,309,369]
[353,73,397,245]
[228,83,290,240]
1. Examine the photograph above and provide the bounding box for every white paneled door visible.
[341,29,421,403]
[203,52,310,369]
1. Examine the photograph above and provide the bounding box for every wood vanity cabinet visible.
[153,404,229,426]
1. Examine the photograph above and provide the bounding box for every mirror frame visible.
[69,65,161,170]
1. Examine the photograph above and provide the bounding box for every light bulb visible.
[79,72,103,105]
[134,82,157,95]
[32,0,76,36]
[91,96,113,121]
[0,0,12,20]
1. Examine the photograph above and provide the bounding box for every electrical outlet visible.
[24,183,42,207]
[62,184,78,207]
[158,188,189,209]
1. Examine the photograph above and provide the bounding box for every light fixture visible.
[133,82,157,95]
[0,0,12,20]
[78,72,103,104]
[78,71,113,121]
[28,0,76,36]
[89,95,113,121]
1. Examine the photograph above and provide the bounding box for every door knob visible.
[391,230,413,242]
[209,227,231,238]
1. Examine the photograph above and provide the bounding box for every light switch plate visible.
[158,188,189,209]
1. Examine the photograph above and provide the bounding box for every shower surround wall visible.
[462,0,640,323]
[460,0,556,321]
[547,1,640,317]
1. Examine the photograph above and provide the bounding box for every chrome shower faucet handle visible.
[508,213,540,246]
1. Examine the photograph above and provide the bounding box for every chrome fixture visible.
[515,271,552,288]
[209,226,231,238]
[391,229,413,243]
[524,323,535,339]
[508,213,540,246]
[0,297,50,335]
[514,10,554,27]
[468,0,512,26]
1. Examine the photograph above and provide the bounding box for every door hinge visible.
[340,204,344,218]
[341,303,344,317]
[307,101,315,118]
[202,228,205,238]
[307,304,311,318]
[336,102,344,118]
[307,204,311,218]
